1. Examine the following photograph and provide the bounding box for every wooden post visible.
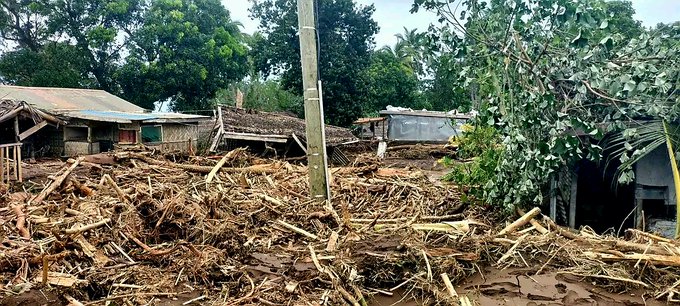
[569,171,578,228]
[17,145,22,182]
[14,117,20,142]
[4,147,11,178]
[12,146,17,180]
[297,0,330,201]
[0,146,4,183]
[549,175,557,221]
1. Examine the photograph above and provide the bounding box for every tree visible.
[47,0,145,92]
[0,0,144,91]
[212,79,303,115]
[0,0,50,51]
[424,54,470,112]
[602,0,643,40]
[250,0,379,126]
[119,0,249,111]
[0,42,90,87]
[363,49,424,113]
[413,0,679,209]
[394,27,427,75]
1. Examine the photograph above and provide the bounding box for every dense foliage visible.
[212,79,303,115]
[119,0,249,111]
[0,0,248,112]
[364,49,425,112]
[249,0,379,126]
[442,125,502,201]
[413,0,680,209]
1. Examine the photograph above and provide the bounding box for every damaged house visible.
[209,106,356,164]
[0,86,207,181]
[551,121,679,238]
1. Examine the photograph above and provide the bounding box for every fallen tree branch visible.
[63,218,111,235]
[30,157,82,205]
[12,204,29,239]
[498,207,541,235]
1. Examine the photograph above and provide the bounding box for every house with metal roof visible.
[0,86,207,172]
[369,106,474,143]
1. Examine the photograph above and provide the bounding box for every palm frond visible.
[603,120,668,185]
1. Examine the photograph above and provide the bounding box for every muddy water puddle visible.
[369,267,664,306]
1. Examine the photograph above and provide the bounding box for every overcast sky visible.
[224,0,680,48]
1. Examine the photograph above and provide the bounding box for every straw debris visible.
[0,148,678,304]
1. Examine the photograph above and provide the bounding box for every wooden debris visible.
[12,204,29,239]
[29,157,82,204]
[35,272,87,287]
[102,174,128,203]
[63,218,111,235]
[276,220,320,241]
[498,207,541,235]
[0,150,678,305]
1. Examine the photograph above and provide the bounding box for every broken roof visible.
[0,99,66,125]
[219,107,356,144]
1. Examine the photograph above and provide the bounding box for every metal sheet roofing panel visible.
[61,110,208,124]
[0,85,146,113]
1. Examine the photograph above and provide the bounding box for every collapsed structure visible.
[354,107,474,143]
[209,106,356,164]
[0,86,207,180]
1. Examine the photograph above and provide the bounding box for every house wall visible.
[30,126,63,157]
[635,145,676,205]
[386,115,464,143]
[143,123,199,153]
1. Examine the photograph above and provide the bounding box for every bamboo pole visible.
[1,146,4,182]
[498,207,541,235]
[12,146,17,181]
[5,147,10,180]
[16,145,22,182]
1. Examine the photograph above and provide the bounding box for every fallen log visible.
[12,204,30,239]
[583,251,680,267]
[129,152,279,175]
[30,157,82,205]
[498,207,541,235]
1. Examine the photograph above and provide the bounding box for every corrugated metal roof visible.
[0,85,146,113]
[62,110,208,124]
[379,109,473,119]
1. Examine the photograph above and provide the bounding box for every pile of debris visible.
[0,149,679,305]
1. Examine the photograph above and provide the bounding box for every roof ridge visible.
[0,85,106,92]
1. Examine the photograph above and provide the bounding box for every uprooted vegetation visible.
[0,149,679,305]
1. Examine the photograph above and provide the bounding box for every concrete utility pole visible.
[297,0,330,201]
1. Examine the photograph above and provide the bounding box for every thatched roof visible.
[219,107,356,145]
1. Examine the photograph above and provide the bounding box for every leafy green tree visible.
[413,0,679,209]
[424,54,471,112]
[119,0,249,111]
[602,0,643,40]
[249,0,379,126]
[363,49,425,113]
[394,27,429,76]
[212,79,303,115]
[0,42,90,87]
[47,0,145,92]
[0,0,50,51]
